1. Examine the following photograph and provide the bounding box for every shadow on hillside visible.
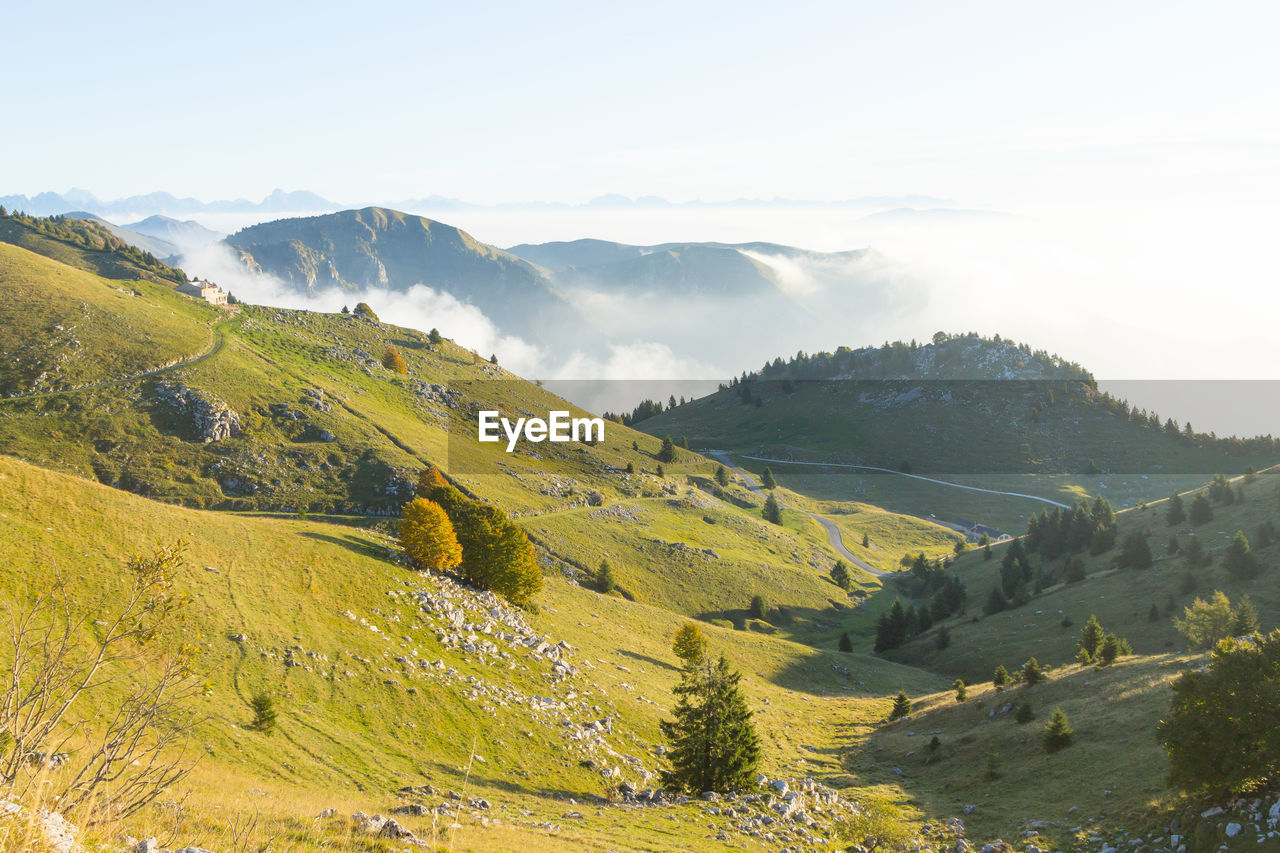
[617,649,680,673]
[412,759,604,802]
[298,530,388,561]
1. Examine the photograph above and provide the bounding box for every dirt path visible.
[707,451,888,578]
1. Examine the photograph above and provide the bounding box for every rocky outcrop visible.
[153,381,241,442]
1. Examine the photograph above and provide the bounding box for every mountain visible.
[225,207,597,347]
[504,237,922,371]
[123,213,223,249]
[63,211,180,258]
[0,187,340,218]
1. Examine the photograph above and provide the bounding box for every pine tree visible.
[762,493,782,525]
[1022,656,1045,686]
[1118,531,1152,569]
[659,655,762,794]
[1189,493,1214,525]
[1230,595,1260,635]
[983,586,1008,615]
[714,464,730,487]
[1097,632,1131,665]
[1166,533,1180,555]
[1148,603,1161,622]
[657,436,677,464]
[993,664,1010,690]
[862,532,871,548]
[672,622,708,666]
[428,327,443,344]
[250,692,278,735]
[838,632,853,653]
[936,625,951,650]
[489,353,498,365]
[1166,492,1186,525]
[749,595,768,621]
[340,304,350,314]
[1015,701,1035,724]
[1223,530,1259,579]
[597,558,616,594]
[1078,615,1105,659]
[625,461,635,474]
[400,498,463,572]
[889,691,912,720]
[1042,707,1073,752]
[679,436,689,449]
[953,679,967,702]
[761,467,777,490]
[830,560,851,591]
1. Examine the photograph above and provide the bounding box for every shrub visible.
[353,302,379,321]
[1043,707,1073,752]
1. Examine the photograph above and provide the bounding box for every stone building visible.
[177,278,228,305]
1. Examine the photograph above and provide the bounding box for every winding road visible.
[706,451,888,578]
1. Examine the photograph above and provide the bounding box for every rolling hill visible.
[637,334,1279,532]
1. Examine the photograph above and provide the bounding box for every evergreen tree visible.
[1078,615,1106,659]
[1118,531,1152,569]
[1097,632,1131,664]
[679,436,689,449]
[340,304,350,314]
[762,493,783,525]
[672,622,708,666]
[1189,493,1214,525]
[714,464,730,487]
[838,632,853,653]
[749,595,768,621]
[489,353,498,365]
[625,461,635,474]
[863,532,871,548]
[1166,533,1181,555]
[597,558,616,593]
[1223,530,1259,579]
[936,625,951,650]
[993,664,1010,690]
[1166,492,1186,525]
[250,692,278,735]
[830,560,851,591]
[1230,595,1260,636]
[400,498,463,572]
[760,467,777,490]
[1148,603,1161,622]
[984,586,1009,615]
[1063,555,1087,584]
[889,691,912,720]
[428,327,442,344]
[660,655,762,794]
[657,436,677,464]
[1043,707,1073,752]
[1015,701,1035,723]
[1022,656,1045,686]
[953,679,967,702]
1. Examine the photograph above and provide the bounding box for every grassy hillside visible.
[0,453,948,851]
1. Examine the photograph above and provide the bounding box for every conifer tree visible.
[1022,656,1045,686]
[749,595,768,621]
[1223,530,1259,579]
[1230,595,1260,635]
[1078,615,1105,659]
[1189,493,1214,525]
[889,691,912,720]
[1118,531,1152,569]
[597,558,616,593]
[762,493,782,525]
[1015,701,1035,723]
[830,560,851,591]
[1043,707,1073,752]
[714,464,730,486]
[838,632,853,653]
[761,467,777,490]
[657,436,677,464]
[993,664,1010,690]
[250,692,278,735]
[659,655,762,793]
[428,327,443,344]
[953,679,967,702]
[863,532,871,548]
[1166,492,1186,525]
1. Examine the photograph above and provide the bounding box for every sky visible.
[3,1,1278,208]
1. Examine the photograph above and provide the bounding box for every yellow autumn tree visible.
[382,346,408,374]
[401,498,462,571]
[672,622,708,666]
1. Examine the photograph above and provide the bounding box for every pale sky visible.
[4,0,1278,209]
